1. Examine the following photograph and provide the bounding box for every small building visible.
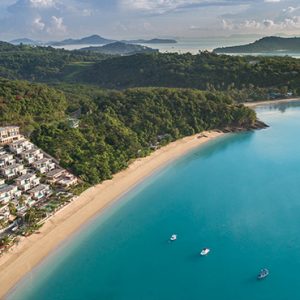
[0,126,20,145]
[9,139,34,154]
[28,184,52,200]
[57,174,78,188]
[0,147,6,156]
[0,184,21,205]
[46,168,66,183]
[0,153,15,167]
[20,148,43,164]
[15,173,40,191]
[0,179,5,186]
[32,158,55,174]
[0,163,26,179]
[0,204,10,222]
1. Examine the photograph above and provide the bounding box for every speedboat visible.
[257,268,269,280]
[170,234,177,241]
[200,248,210,256]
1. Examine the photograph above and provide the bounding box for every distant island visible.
[49,35,115,46]
[10,35,177,47]
[80,42,158,55]
[214,36,300,53]
[10,38,44,46]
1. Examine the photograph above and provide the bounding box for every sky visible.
[0,0,300,41]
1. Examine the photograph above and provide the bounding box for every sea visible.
[54,37,300,58]
[7,100,300,300]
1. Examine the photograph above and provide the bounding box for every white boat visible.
[200,248,210,256]
[170,234,177,241]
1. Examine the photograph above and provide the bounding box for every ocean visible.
[54,37,300,58]
[8,100,300,300]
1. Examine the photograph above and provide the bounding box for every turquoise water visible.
[8,101,300,300]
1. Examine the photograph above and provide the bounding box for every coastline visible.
[244,97,300,108]
[0,130,224,299]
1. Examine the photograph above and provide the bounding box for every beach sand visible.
[244,97,300,108]
[0,130,224,299]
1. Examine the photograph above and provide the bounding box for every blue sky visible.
[0,0,300,40]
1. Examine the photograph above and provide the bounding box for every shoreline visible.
[244,97,300,108]
[0,130,224,299]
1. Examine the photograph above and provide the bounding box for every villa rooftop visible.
[46,168,65,177]
[0,126,19,132]
[29,184,49,193]
[33,158,51,164]
[15,173,36,181]
[0,184,17,193]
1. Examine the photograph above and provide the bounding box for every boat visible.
[200,248,210,256]
[170,234,177,241]
[257,268,269,280]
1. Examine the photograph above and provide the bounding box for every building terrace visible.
[9,138,34,155]
[0,127,20,145]
[0,185,21,205]
[32,158,55,174]
[0,163,26,179]
[28,184,52,201]
[15,173,40,192]
[20,148,43,164]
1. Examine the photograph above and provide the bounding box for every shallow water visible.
[8,101,300,300]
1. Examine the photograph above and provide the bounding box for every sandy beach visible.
[244,97,300,107]
[0,130,224,299]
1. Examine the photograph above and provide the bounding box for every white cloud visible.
[29,0,56,8]
[32,16,45,30]
[46,15,66,33]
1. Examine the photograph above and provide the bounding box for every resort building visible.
[15,173,40,191]
[0,203,10,221]
[46,168,78,188]
[0,126,21,145]
[28,184,52,200]
[0,185,21,205]
[20,148,43,164]
[0,154,15,167]
[0,147,6,156]
[56,174,78,188]
[0,163,27,179]
[9,139,34,155]
[46,168,66,183]
[32,158,55,174]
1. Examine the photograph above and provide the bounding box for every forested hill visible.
[0,42,300,95]
[75,52,300,92]
[213,36,300,53]
[0,78,258,184]
[0,41,108,81]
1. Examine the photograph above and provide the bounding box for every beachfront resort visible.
[0,126,78,251]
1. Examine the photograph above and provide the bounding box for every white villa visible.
[28,184,52,200]
[0,163,27,179]
[57,174,78,188]
[0,185,21,205]
[20,148,43,164]
[0,153,15,167]
[0,126,21,145]
[46,168,78,187]
[32,158,55,174]
[46,168,66,182]
[9,138,34,154]
[15,173,40,192]
[0,203,10,221]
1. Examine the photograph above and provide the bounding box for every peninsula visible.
[213,36,300,54]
